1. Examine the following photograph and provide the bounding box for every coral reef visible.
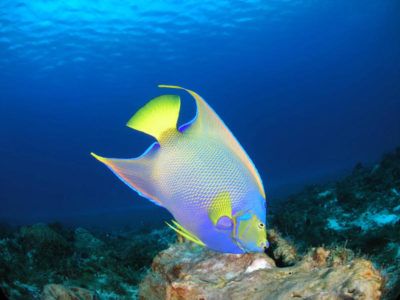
[74,227,105,254]
[139,239,383,300]
[0,223,175,299]
[1,148,399,299]
[271,148,400,299]
[0,222,385,300]
[0,222,388,300]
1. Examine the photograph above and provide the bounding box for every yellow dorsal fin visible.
[126,94,180,142]
[166,220,205,246]
[208,191,232,226]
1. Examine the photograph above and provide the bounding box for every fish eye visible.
[258,223,264,229]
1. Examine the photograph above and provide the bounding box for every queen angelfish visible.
[91,85,268,253]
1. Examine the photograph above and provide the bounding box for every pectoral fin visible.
[166,220,205,246]
[208,191,233,230]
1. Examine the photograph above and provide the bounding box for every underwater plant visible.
[92,85,268,254]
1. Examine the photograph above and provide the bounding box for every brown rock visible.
[139,242,383,300]
[41,284,97,300]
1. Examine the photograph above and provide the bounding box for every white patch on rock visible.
[245,258,272,273]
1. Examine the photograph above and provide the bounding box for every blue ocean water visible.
[0,0,399,227]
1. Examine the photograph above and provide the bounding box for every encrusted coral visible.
[139,240,383,300]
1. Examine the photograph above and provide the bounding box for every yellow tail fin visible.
[127,94,180,141]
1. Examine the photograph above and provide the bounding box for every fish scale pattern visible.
[156,135,253,215]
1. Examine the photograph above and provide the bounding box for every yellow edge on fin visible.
[158,84,182,89]
[90,152,107,164]
[166,221,205,246]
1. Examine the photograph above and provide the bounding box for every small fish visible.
[91,85,268,253]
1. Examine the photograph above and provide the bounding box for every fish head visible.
[234,211,268,253]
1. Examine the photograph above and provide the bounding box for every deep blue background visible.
[0,0,399,227]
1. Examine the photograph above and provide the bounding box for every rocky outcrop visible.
[139,241,383,300]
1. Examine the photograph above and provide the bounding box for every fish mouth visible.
[262,241,270,253]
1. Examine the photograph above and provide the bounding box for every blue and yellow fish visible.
[91,85,268,253]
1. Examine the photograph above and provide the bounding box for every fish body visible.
[92,85,267,253]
